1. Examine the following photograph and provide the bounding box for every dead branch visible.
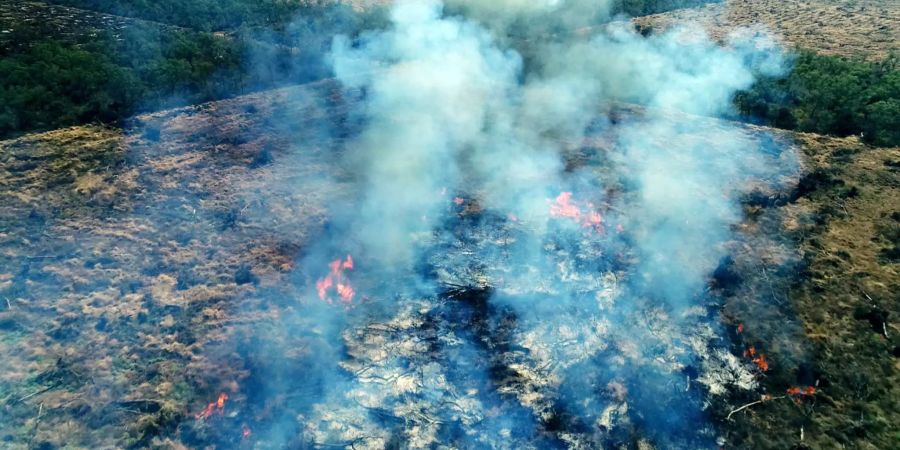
[726,395,785,420]
[27,402,44,448]
[314,437,370,448]
[15,383,59,404]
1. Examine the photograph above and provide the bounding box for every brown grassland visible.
[634,0,900,60]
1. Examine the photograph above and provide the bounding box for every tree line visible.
[734,51,900,147]
[46,0,321,31]
[613,0,721,17]
[0,3,381,139]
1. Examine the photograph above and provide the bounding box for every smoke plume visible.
[291,0,794,447]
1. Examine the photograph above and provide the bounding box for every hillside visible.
[634,0,900,60]
[0,0,898,448]
[1,80,898,448]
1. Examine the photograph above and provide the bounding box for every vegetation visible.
[612,0,721,17]
[723,133,900,450]
[0,25,239,138]
[3,1,898,149]
[46,0,319,31]
[0,3,382,139]
[735,51,900,147]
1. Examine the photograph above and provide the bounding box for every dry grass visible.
[0,81,896,447]
[0,81,352,448]
[634,0,900,60]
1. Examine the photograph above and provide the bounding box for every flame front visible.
[316,255,356,304]
[195,392,229,421]
[549,192,605,232]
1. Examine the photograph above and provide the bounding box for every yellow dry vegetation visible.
[634,0,900,60]
[0,79,896,447]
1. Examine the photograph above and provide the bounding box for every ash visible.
[304,208,760,449]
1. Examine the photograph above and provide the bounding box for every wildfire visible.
[787,386,817,396]
[242,424,252,439]
[752,354,769,372]
[316,255,356,304]
[787,385,818,405]
[549,192,604,232]
[742,345,770,371]
[195,393,228,421]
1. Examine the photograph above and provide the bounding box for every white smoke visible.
[331,0,786,271]
[313,0,794,445]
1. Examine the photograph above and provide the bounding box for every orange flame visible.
[752,354,769,372]
[453,197,465,205]
[196,393,228,421]
[549,192,605,232]
[787,386,817,396]
[550,192,581,219]
[316,255,356,304]
[737,323,744,334]
[242,425,252,439]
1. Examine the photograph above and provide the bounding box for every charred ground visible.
[0,78,896,448]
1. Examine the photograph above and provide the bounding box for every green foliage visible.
[0,26,245,138]
[0,41,141,135]
[47,0,317,31]
[0,3,381,139]
[734,51,900,147]
[612,0,720,16]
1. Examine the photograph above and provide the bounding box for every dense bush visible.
[612,0,721,17]
[735,51,900,147]
[47,0,317,31]
[0,3,382,139]
[0,25,244,138]
[0,42,140,134]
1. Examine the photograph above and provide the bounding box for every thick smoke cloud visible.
[331,0,524,268]
[330,0,785,275]
[294,0,794,447]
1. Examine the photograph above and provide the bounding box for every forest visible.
[45,0,324,31]
[735,51,900,147]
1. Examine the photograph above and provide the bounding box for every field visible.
[0,78,897,447]
[634,0,900,60]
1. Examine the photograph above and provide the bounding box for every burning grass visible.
[0,81,896,448]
